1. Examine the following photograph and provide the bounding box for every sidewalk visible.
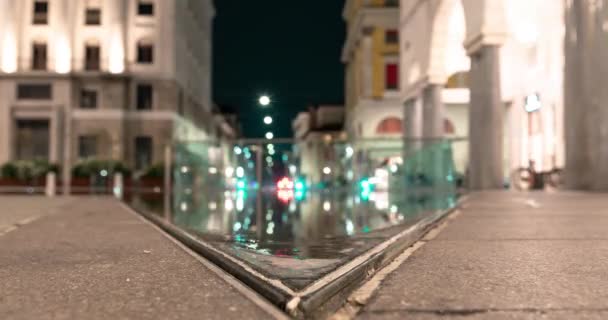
[358,191,608,319]
[0,197,283,320]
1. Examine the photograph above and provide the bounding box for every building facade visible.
[293,105,346,186]
[342,0,402,139]
[0,0,217,185]
[399,0,565,188]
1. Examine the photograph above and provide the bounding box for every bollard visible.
[163,145,173,220]
[113,173,123,199]
[45,172,56,197]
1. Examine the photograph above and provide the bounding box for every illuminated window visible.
[444,119,455,135]
[136,84,153,110]
[385,30,399,44]
[385,63,399,90]
[137,40,154,64]
[137,1,154,16]
[446,72,469,89]
[33,1,48,25]
[85,45,100,71]
[32,42,47,70]
[376,118,403,134]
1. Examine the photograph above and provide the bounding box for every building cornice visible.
[464,32,508,55]
[72,110,178,121]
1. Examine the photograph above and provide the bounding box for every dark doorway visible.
[135,136,153,170]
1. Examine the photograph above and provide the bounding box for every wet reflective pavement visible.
[131,187,457,291]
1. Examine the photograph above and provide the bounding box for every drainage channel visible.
[126,190,462,318]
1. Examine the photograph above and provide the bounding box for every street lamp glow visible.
[265,132,274,140]
[264,116,273,125]
[323,167,332,175]
[259,95,271,106]
[345,146,354,158]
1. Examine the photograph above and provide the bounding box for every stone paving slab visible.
[358,192,608,319]
[436,215,608,240]
[0,196,71,234]
[0,197,279,320]
[359,310,608,320]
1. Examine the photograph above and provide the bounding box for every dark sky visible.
[212,0,346,138]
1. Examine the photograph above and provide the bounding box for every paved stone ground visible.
[359,191,608,320]
[0,196,281,320]
[0,196,72,235]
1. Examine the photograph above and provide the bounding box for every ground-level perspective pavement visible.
[0,196,285,320]
[2,191,608,319]
[355,191,608,320]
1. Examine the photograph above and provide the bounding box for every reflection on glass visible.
[131,139,460,260]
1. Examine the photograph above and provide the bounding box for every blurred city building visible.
[342,0,402,139]
[0,0,219,185]
[292,105,345,186]
[399,0,565,189]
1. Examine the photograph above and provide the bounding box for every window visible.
[385,0,399,7]
[376,118,403,135]
[137,41,154,64]
[136,84,153,110]
[444,119,456,135]
[85,8,101,25]
[135,136,153,170]
[385,30,399,44]
[32,43,47,70]
[85,45,100,70]
[33,1,48,24]
[137,1,154,16]
[17,84,52,100]
[80,89,98,109]
[16,120,50,160]
[385,63,399,90]
[79,136,98,159]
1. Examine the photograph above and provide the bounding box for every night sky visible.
[212,0,346,138]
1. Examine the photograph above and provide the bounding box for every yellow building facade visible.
[342,0,401,139]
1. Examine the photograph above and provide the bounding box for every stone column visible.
[0,0,18,73]
[468,45,504,190]
[361,29,374,99]
[564,0,608,190]
[404,97,422,152]
[54,0,71,73]
[422,84,444,141]
[108,0,127,73]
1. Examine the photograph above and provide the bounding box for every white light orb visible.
[259,95,271,106]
